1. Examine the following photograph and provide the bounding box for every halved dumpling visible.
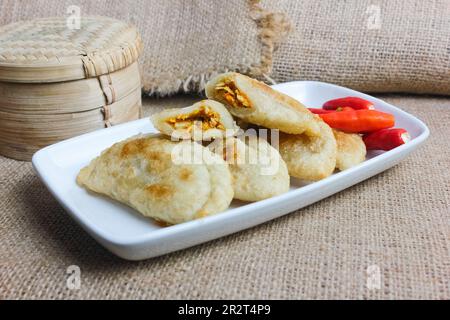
[209,136,290,202]
[205,72,321,136]
[333,129,367,171]
[151,100,238,140]
[279,121,337,181]
[77,134,233,225]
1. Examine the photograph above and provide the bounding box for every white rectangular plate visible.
[32,81,429,260]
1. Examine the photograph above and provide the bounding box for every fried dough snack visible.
[151,100,238,140]
[279,121,337,181]
[77,135,233,225]
[333,130,367,171]
[206,72,321,136]
[209,136,290,201]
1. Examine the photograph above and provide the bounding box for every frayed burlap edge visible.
[247,0,292,81]
[142,0,292,97]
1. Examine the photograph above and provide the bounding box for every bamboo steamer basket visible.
[0,16,144,161]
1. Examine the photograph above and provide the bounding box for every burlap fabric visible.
[267,0,450,95]
[0,0,291,96]
[1,94,449,299]
[1,1,449,96]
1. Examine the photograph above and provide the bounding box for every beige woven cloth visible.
[2,0,449,96]
[1,94,449,300]
[0,0,291,96]
[268,0,450,95]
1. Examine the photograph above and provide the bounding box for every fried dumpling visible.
[209,136,290,202]
[333,130,367,171]
[205,72,321,136]
[279,121,337,181]
[151,100,238,140]
[77,135,233,225]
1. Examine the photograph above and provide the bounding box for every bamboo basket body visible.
[0,17,143,161]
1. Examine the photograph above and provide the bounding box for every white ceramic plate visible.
[32,81,429,260]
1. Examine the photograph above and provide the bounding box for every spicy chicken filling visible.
[215,80,252,109]
[166,106,225,132]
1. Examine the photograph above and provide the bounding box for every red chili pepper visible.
[323,97,375,110]
[309,107,354,114]
[308,108,335,114]
[363,128,410,151]
[336,107,355,112]
[318,109,395,133]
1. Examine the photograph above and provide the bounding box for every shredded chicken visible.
[215,81,252,109]
[166,106,225,132]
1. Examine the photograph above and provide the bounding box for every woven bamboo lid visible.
[0,16,143,83]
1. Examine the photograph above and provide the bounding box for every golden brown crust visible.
[120,136,164,159]
[145,184,172,199]
[179,168,193,181]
